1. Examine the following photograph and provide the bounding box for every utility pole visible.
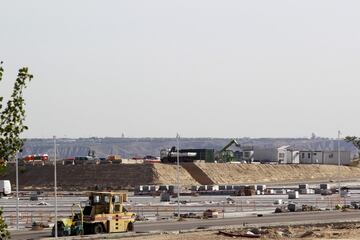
[176,133,180,219]
[53,136,58,239]
[338,130,341,202]
[15,152,19,230]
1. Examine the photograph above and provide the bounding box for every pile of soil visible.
[0,163,197,190]
[195,163,360,184]
[2,162,360,190]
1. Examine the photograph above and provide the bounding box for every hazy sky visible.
[0,1,359,138]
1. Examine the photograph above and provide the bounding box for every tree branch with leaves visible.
[0,61,33,239]
[0,208,10,240]
[345,136,360,158]
[0,61,33,161]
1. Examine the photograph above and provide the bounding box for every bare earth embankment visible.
[194,163,360,184]
[0,163,197,190]
[1,163,360,190]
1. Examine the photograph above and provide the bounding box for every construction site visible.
[2,148,360,240]
[3,162,360,190]
[1,136,360,240]
[1,1,360,238]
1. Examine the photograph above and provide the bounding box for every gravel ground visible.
[118,223,360,240]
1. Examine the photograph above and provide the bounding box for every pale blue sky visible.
[0,1,359,138]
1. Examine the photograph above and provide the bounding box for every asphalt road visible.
[9,210,360,240]
[135,210,360,232]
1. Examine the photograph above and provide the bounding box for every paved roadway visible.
[9,210,360,240]
[136,210,360,231]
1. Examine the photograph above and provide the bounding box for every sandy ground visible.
[195,163,360,184]
[118,223,360,240]
[3,163,360,190]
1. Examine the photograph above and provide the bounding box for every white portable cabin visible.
[0,180,11,196]
[299,150,351,165]
[254,146,299,164]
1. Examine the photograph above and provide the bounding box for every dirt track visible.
[120,223,360,240]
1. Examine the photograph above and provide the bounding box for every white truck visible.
[0,180,11,197]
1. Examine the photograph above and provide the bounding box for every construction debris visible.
[218,229,261,238]
[203,209,219,219]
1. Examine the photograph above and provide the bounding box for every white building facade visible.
[299,150,351,165]
[254,146,299,164]
[234,146,255,163]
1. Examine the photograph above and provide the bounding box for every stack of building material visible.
[226,185,234,190]
[160,191,170,202]
[299,184,309,190]
[257,185,267,192]
[207,185,219,191]
[319,183,333,195]
[244,185,256,196]
[149,185,158,192]
[288,191,299,199]
[158,185,169,191]
[265,189,275,195]
[288,203,300,212]
[198,185,207,191]
[300,189,315,194]
[121,158,144,164]
[320,183,330,190]
[314,188,322,194]
[135,185,160,195]
[134,185,143,193]
[275,189,287,195]
[299,184,314,194]
[191,185,200,191]
[168,185,175,193]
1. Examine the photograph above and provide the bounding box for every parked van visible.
[0,180,11,197]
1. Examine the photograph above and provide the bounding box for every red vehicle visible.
[23,154,49,163]
[143,155,161,163]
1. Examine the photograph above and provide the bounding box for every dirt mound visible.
[181,163,214,185]
[0,163,198,190]
[2,163,360,190]
[350,158,360,167]
[194,163,360,184]
[150,163,199,186]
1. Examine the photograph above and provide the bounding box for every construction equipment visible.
[106,155,122,164]
[52,204,83,236]
[160,147,216,163]
[160,147,197,163]
[203,209,219,218]
[160,140,242,163]
[215,139,241,162]
[52,192,136,236]
[82,191,135,234]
